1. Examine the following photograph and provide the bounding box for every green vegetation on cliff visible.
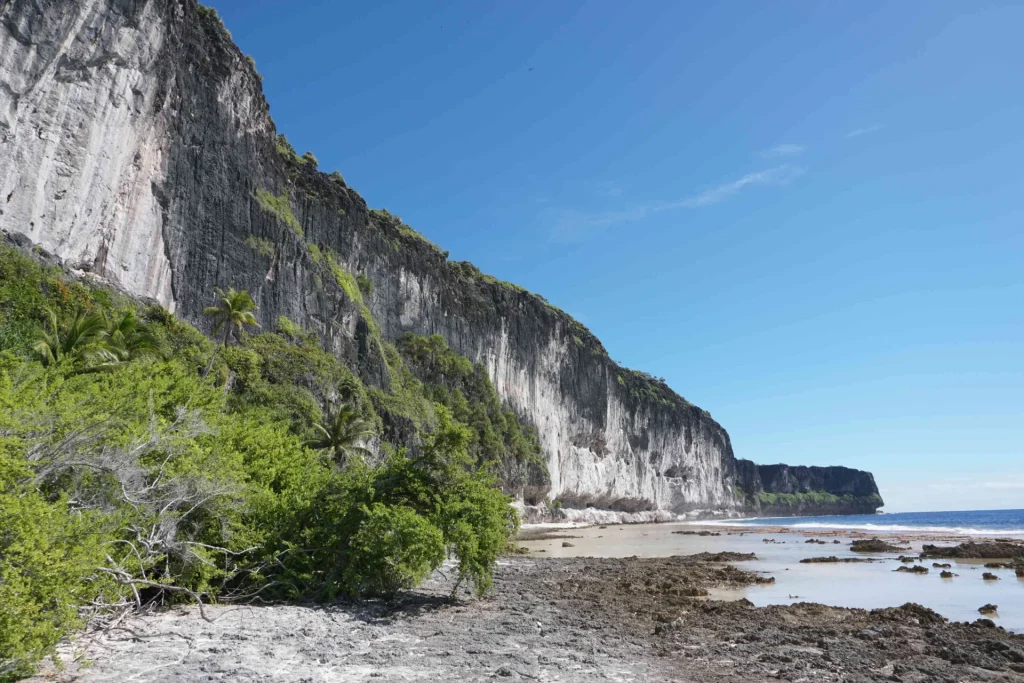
[0,242,522,680]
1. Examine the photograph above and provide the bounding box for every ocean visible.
[703,508,1024,537]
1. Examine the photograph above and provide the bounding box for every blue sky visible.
[210,1,1023,512]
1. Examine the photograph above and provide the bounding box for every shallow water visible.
[519,523,1024,633]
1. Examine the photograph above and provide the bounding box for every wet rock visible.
[940,570,957,578]
[932,563,952,569]
[671,530,720,536]
[805,538,828,545]
[800,556,879,564]
[561,541,575,548]
[851,538,909,553]
[979,604,998,615]
[985,562,1014,569]
[982,572,1000,581]
[922,542,1024,559]
[682,552,757,562]
[894,565,929,574]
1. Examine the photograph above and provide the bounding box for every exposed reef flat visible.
[31,555,1024,682]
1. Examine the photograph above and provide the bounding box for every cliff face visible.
[0,0,881,517]
[734,461,883,516]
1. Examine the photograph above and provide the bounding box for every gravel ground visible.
[29,555,1024,682]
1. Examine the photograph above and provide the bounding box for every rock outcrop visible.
[0,0,882,518]
[734,461,883,516]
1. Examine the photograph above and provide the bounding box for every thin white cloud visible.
[761,144,805,158]
[846,124,883,138]
[551,164,806,243]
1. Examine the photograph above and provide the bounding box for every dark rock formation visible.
[734,462,883,516]
[894,566,929,574]
[851,538,910,553]
[922,542,1024,559]
[800,556,878,564]
[0,0,883,518]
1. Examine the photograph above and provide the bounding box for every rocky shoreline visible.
[31,554,1024,682]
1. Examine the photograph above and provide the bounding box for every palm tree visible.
[93,310,167,367]
[33,306,108,367]
[305,404,375,467]
[202,287,260,375]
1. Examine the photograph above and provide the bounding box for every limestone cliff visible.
[0,0,882,517]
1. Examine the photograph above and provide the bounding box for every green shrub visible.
[0,446,112,681]
[342,503,445,598]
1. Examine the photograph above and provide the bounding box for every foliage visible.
[254,189,303,237]
[369,208,444,255]
[341,503,445,598]
[0,242,521,676]
[275,134,300,163]
[356,273,373,295]
[301,151,319,167]
[329,170,346,186]
[0,448,111,682]
[395,334,546,496]
[306,242,324,265]
[203,287,260,347]
[305,405,376,467]
[245,235,275,258]
[448,261,527,294]
[32,306,107,367]
[752,490,884,509]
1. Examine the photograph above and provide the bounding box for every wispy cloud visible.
[760,144,805,158]
[846,124,883,138]
[551,164,806,243]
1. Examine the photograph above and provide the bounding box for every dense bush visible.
[0,243,519,678]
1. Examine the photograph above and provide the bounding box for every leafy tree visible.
[305,404,375,467]
[202,287,259,374]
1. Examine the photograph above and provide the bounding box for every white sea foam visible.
[695,520,1024,536]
